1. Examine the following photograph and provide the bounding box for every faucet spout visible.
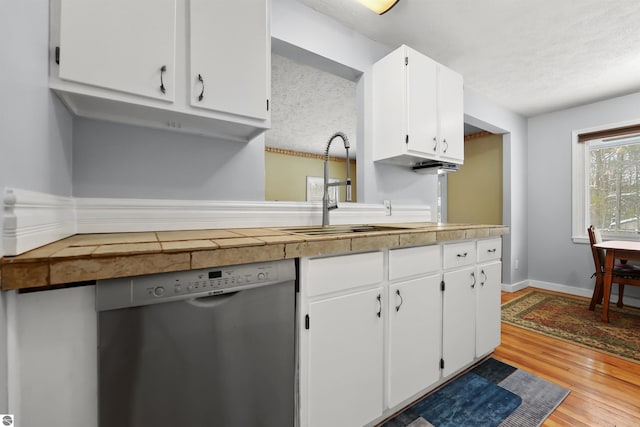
[322,132,352,226]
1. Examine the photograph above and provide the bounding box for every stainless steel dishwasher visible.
[96,259,296,427]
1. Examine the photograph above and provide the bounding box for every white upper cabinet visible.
[406,49,439,158]
[436,64,464,163]
[58,0,177,102]
[373,45,464,166]
[190,0,268,120]
[50,0,270,142]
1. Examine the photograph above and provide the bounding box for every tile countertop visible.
[0,223,509,291]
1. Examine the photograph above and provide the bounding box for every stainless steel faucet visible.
[322,132,352,226]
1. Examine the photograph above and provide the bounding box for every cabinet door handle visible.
[376,294,382,318]
[470,271,476,288]
[160,65,167,94]
[443,138,448,153]
[457,252,468,258]
[433,137,438,152]
[197,74,205,101]
[395,289,403,312]
[480,269,487,286]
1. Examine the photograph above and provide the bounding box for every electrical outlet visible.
[383,200,392,216]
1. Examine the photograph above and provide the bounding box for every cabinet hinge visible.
[305,314,310,330]
[405,56,408,66]
[440,358,445,370]
[440,280,445,292]
[266,99,269,111]
[405,135,409,144]
[55,46,60,65]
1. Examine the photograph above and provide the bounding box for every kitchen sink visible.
[279,225,412,236]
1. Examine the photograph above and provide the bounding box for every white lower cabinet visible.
[388,274,442,408]
[299,252,384,427]
[299,238,502,427]
[441,266,477,377]
[476,261,502,357]
[307,288,384,427]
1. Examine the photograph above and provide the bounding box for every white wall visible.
[1,0,75,414]
[528,91,640,296]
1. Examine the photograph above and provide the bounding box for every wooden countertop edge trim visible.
[0,225,509,291]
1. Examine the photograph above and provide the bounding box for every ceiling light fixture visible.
[356,0,400,15]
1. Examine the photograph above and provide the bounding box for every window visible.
[572,123,640,242]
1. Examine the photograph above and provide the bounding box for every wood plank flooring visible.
[496,288,640,426]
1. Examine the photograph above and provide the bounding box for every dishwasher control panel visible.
[96,259,296,311]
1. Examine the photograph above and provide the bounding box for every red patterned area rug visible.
[501,290,640,363]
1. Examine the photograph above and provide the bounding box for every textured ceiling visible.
[297,0,640,117]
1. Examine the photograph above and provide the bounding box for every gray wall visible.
[528,91,640,296]
[72,119,265,200]
[71,0,440,206]
[10,0,640,418]
[464,88,528,285]
[272,0,440,206]
[1,0,74,413]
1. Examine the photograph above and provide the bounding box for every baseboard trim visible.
[501,280,529,293]
[505,279,640,308]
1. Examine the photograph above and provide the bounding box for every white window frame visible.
[572,120,640,243]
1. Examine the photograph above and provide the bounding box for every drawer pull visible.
[457,252,468,258]
[487,248,497,253]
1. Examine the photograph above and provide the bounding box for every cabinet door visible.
[442,266,476,377]
[307,288,383,427]
[59,0,177,101]
[372,47,406,162]
[476,262,502,357]
[406,47,439,157]
[190,0,268,120]
[388,275,442,408]
[437,65,464,163]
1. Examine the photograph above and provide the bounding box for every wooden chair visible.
[588,225,640,311]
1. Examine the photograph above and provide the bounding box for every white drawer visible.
[389,245,441,281]
[443,241,476,269]
[477,238,502,263]
[305,251,384,297]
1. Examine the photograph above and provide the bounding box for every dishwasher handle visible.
[186,292,238,308]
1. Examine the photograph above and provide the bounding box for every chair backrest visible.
[588,225,605,270]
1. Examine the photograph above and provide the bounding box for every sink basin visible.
[280,225,411,236]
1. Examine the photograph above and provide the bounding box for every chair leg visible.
[589,275,603,311]
[617,284,625,308]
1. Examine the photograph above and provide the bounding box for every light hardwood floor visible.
[496,288,640,426]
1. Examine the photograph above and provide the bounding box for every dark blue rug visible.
[381,358,569,427]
